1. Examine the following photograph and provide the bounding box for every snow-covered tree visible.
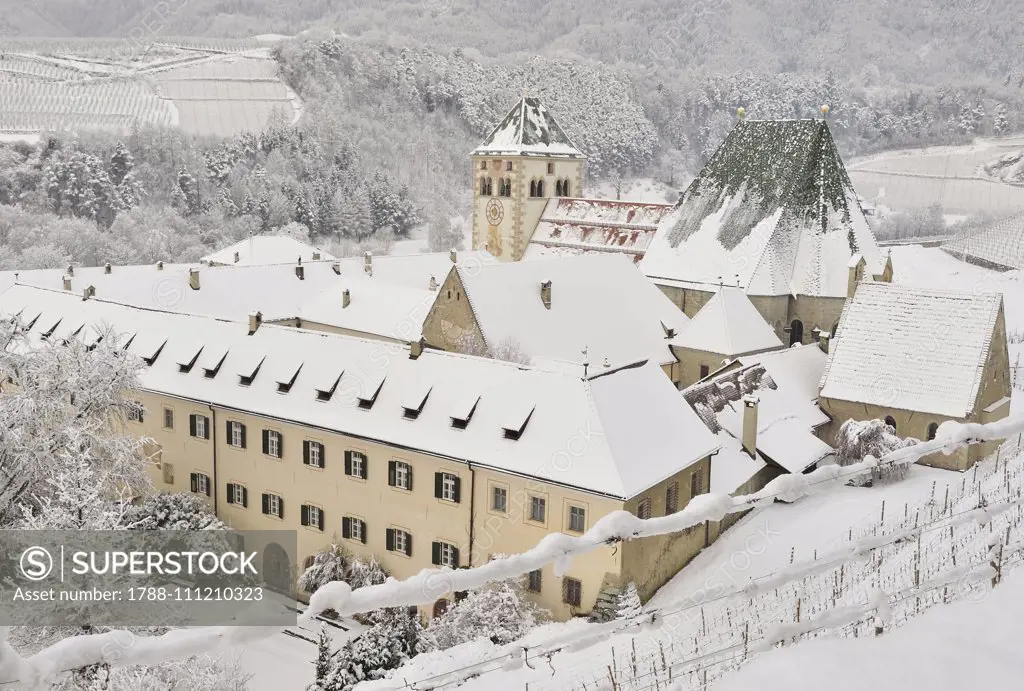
[994,103,1009,135]
[18,456,131,530]
[834,418,919,483]
[314,607,422,691]
[0,321,151,526]
[300,544,352,594]
[615,582,642,621]
[53,654,250,690]
[347,555,388,590]
[311,626,334,690]
[425,581,545,650]
[123,491,227,531]
[427,215,466,253]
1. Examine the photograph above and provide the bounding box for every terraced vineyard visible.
[0,37,299,140]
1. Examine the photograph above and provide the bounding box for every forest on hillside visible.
[0,0,1021,270]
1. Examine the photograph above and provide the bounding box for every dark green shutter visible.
[344,450,352,475]
[261,493,269,514]
[388,460,396,486]
[317,509,324,531]
[204,475,210,496]
[407,466,413,491]
[240,423,246,449]
[226,420,232,443]
[451,547,460,566]
[190,473,197,493]
[262,430,269,455]
[241,486,248,508]
[301,504,309,527]
[302,441,310,466]
[431,541,441,566]
[404,534,412,557]
[453,477,461,503]
[277,497,284,519]
[277,432,283,458]
[189,414,197,437]
[434,472,443,499]
[386,528,395,551]
[342,517,351,539]
[359,521,367,544]
[226,483,235,503]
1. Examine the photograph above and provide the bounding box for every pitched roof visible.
[454,253,689,367]
[737,344,828,403]
[471,97,585,159]
[819,281,1003,417]
[0,285,716,499]
[524,197,673,264]
[201,235,335,266]
[941,212,1024,271]
[671,287,783,356]
[640,119,883,297]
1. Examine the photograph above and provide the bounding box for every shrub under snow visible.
[425,581,546,650]
[310,607,423,691]
[835,418,919,483]
[124,491,228,530]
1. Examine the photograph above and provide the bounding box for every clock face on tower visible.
[485,198,504,226]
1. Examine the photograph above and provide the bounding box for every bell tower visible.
[471,97,585,261]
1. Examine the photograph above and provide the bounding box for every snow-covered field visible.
[849,137,1024,215]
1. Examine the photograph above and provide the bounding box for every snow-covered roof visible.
[0,252,493,342]
[710,432,768,495]
[471,97,585,159]
[737,344,828,403]
[454,253,689,367]
[0,285,717,499]
[671,287,783,356]
[941,212,1024,271]
[524,198,673,264]
[819,281,1003,418]
[640,119,884,297]
[684,356,831,474]
[201,235,335,266]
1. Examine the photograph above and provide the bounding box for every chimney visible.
[342,289,351,308]
[104,262,112,274]
[62,275,71,291]
[313,251,321,260]
[741,395,759,458]
[233,251,240,264]
[429,275,437,291]
[847,254,865,299]
[189,268,200,290]
[818,330,831,353]
[82,285,95,300]
[66,264,74,277]
[248,310,262,334]
[540,280,552,309]
[364,251,372,276]
[156,261,164,270]
[331,262,341,275]
[449,249,457,263]
[410,337,425,360]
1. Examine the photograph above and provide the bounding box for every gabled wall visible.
[421,269,487,352]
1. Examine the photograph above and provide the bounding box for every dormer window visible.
[175,344,203,373]
[451,394,480,430]
[237,354,265,386]
[200,345,228,379]
[274,362,302,394]
[502,401,535,441]
[130,334,167,366]
[38,316,61,339]
[357,378,385,410]
[402,383,432,420]
[316,370,344,402]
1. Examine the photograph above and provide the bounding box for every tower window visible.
[529,179,537,197]
[536,179,544,196]
[499,178,512,197]
[480,176,493,196]
[505,161,512,171]
[547,162,554,174]
[480,161,486,170]
[555,180,563,196]
[562,179,570,197]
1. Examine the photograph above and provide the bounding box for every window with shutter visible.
[666,482,679,514]
[527,569,542,593]
[163,407,174,430]
[433,541,458,568]
[304,441,324,469]
[389,529,410,555]
[435,472,460,502]
[342,517,351,539]
[690,469,703,497]
[562,577,582,607]
[637,498,652,520]
[391,461,411,490]
[228,421,245,448]
[263,493,282,518]
[568,506,586,533]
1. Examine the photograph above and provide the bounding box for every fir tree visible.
[615,582,642,621]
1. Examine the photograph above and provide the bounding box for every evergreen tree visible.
[615,582,642,621]
[108,142,133,186]
[311,626,333,689]
[299,544,351,594]
[994,103,1009,135]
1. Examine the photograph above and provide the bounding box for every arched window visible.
[486,177,493,196]
[562,179,570,197]
[789,319,804,346]
[555,180,563,196]
[481,176,494,196]
[529,180,537,197]
[927,422,938,440]
[885,416,897,432]
[536,179,545,197]
[500,178,511,197]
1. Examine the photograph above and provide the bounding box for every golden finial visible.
[737,106,746,121]
[821,104,830,118]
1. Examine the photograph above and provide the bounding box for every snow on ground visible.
[234,616,363,690]
[714,568,1024,691]
[587,178,682,205]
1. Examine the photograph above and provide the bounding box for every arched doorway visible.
[789,319,804,346]
[263,542,291,593]
[432,598,449,618]
[884,416,897,433]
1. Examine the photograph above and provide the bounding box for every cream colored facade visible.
[471,154,585,262]
[131,387,714,619]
